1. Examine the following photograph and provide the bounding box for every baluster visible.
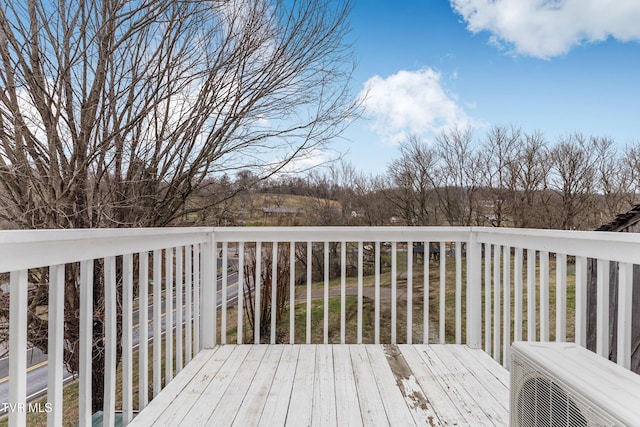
[47,264,64,427]
[555,253,567,342]
[104,256,117,426]
[340,241,347,344]
[122,254,134,424]
[138,253,149,408]
[455,242,462,344]
[391,241,397,344]
[527,249,536,341]
[540,251,549,342]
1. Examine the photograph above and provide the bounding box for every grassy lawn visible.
[220,247,577,348]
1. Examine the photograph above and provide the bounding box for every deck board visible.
[349,345,391,426]
[131,344,510,427]
[409,345,492,426]
[176,345,251,426]
[129,346,222,425]
[206,345,268,426]
[232,345,284,427]
[332,345,363,427]
[429,345,508,425]
[312,345,337,426]
[447,345,510,408]
[284,345,315,427]
[459,344,510,387]
[256,345,300,427]
[397,345,463,425]
[365,345,417,426]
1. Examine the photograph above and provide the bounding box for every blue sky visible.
[336,0,640,175]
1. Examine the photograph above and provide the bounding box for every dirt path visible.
[299,285,410,303]
[298,285,439,341]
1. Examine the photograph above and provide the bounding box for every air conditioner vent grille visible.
[516,375,587,427]
[511,344,620,427]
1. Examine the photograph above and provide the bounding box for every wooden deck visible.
[130,344,509,426]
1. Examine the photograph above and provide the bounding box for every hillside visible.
[237,193,341,226]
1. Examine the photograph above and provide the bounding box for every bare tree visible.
[508,131,550,228]
[548,134,598,229]
[0,0,357,228]
[243,243,291,343]
[303,165,347,226]
[435,127,482,225]
[0,0,356,410]
[594,137,633,221]
[480,125,521,226]
[351,174,392,226]
[621,143,640,206]
[386,135,440,225]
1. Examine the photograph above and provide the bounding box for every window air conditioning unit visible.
[510,342,640,426]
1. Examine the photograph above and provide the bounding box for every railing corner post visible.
[466,229,482,349]
[202,230,217,348]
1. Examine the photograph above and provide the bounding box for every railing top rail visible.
[0,226,214,243]
[472,227,640,264]
[211,226,472,242]
[3,225,640,272]
[471,226,640,242]
[0,227,212,272]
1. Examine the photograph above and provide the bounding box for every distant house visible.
[261,207,304,218]
[592,203,640,373]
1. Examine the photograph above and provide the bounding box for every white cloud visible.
[452,0,640,58]
[359,68,474,144]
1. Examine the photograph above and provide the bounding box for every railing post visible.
[202,231,216,348]
[176,247,184,371]
[438,241,446,344]
[466,229,482,349]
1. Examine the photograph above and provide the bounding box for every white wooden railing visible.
[209,227,472,348]
[473,228,640,371]
[0,226,638,426]
[0,228,212,427]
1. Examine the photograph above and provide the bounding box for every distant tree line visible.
[382,125,640,230]
[216,125,638,231]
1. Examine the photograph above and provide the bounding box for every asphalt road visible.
[0,269,239,413]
